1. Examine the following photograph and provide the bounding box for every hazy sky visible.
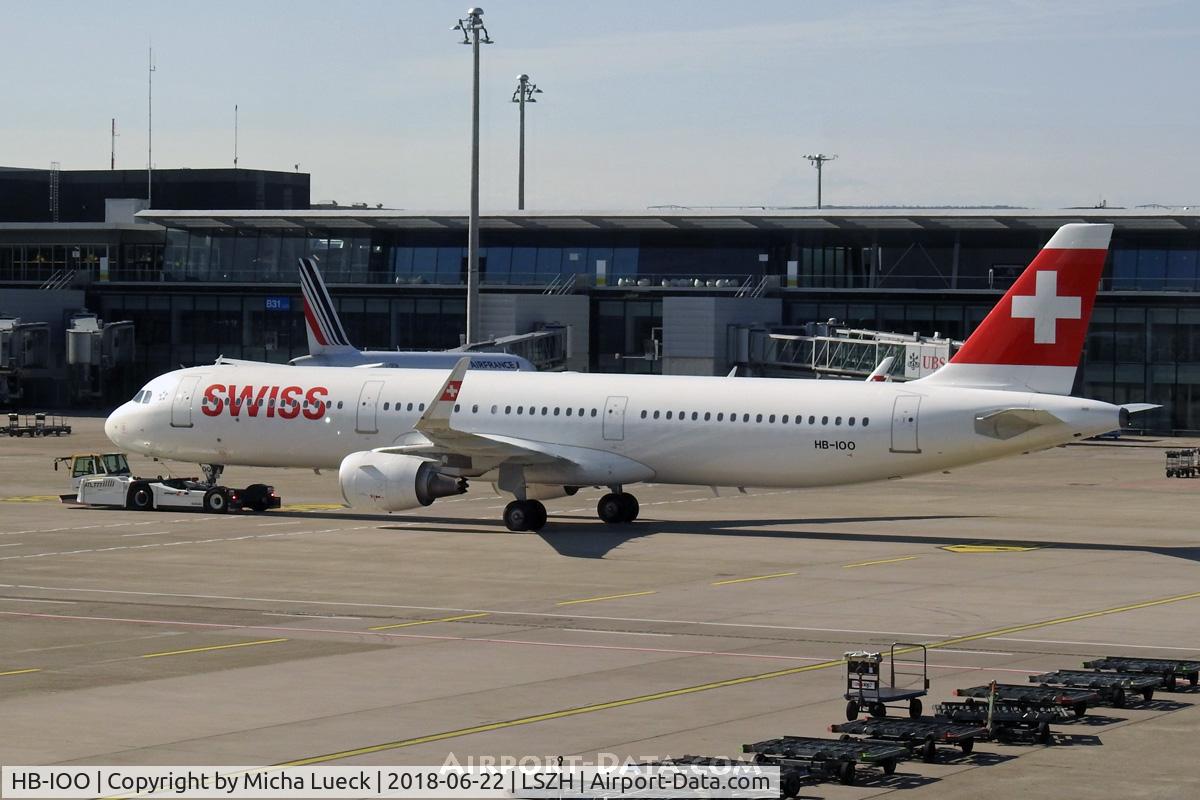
[4,0,1198,210]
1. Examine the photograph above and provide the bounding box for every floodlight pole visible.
[148,46,156,206]
[512,74,541,211]
[455,8,493,346]
[803,153,837,209]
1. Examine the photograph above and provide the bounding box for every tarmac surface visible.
[1,416,1198,799]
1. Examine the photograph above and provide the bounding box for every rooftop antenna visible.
[234,104,238,169]
[49,161,61,222]
[802,153,838,209]
[147,44,156,206]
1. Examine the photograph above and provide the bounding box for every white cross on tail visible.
[1010,270,1081,345]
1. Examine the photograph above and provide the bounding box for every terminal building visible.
[0,171,1197,433]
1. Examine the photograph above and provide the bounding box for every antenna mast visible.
[234,104,239,168]
[802,153,838,209]
[111,118,118,169]
[148,45,156,206]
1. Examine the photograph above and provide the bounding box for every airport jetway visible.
[0,316,51,406]
[735,321,961,381]
[461,323,571,372]
[66,313,135,405]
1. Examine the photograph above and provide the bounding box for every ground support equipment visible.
[829,717,985,762]
[933,700,1062,744]
[954,684,1101,718]
[1082,656,1200,691]
[1029,669,1161,707]
[843,643,930,720]
[743,736,909,786]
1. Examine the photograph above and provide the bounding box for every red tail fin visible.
[920,223,1112,394]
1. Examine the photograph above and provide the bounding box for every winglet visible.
[415,356,470,435]
[866,356,894,382]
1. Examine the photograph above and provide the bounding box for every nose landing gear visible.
[201,463,224,487]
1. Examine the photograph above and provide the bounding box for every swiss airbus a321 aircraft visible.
[106,223,1151,532]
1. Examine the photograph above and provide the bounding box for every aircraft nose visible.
[104,405,129,448]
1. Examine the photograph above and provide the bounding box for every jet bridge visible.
[462,324,571,372]
[737,322,961,381]
[0,316,51,406]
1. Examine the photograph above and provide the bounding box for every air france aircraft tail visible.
[299,256,356,357]
[918,223,1112,395]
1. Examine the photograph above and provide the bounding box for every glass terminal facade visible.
[3,209,1199,432]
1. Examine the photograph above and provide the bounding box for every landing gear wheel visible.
[845,700,860,721]
[597,493,626,524]
[909,697,923,718]
[503,500,547,532]
[870,702,887,719]
[203,489,229,514]
[621,493,639,521]
[126,483,153,511]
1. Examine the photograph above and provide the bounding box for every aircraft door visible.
[602,395,627,441]
[890,395,921,453]
[355,380,384,434]
[170,376,201,428]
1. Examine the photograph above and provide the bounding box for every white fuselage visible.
[106,363,1122,490]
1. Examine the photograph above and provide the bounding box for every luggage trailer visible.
[1082,657,1200,691]
[955,684,1101,718]
[743,736,910,787]
[933,700,1064,744]
[843,643,930,720]
[1030,669,1162,707]
[829,717,986,762]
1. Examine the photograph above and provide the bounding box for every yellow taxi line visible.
[843,555,920,569]
[556,591,657,606]
[0,668,41,677]
[368,613,490,631]
[141,638,288,659]
[712,571,798,586]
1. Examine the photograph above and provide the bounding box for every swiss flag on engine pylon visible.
[951,224,1111,368]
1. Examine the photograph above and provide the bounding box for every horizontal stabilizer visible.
[974,408,1064,440]
[1121,403,1160,414]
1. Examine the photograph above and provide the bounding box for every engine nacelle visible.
[339,451,466,512]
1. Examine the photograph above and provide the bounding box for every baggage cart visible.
[843,642,929,720]
[829,716,985,762]
[934,700,1061,744]
[1082,656,1200,691]
[955,683,1100,718]
[1029,669,1161,707]
[1165,449,1199,478]
[743,736,909,786]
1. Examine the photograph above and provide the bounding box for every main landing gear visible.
[597,491,639,524]
[504,499,548,532]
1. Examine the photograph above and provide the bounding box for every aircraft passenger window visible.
[743,413,750,422]
[337,401,344,409]
[407,402,414,411]
[821,415,828,425]
[383,402,390,411]
[553,407,560,416]
[666,411,673,420]
[678,411,684,420]
[835,416,842,425]
[717,412,724,421]
[640,410,647,419]
[566,407,573,416]
[689,412,697,421]
[472,404,479,413]
[782,415,789,423]
[453,404,461,413]
[590,408,598,417]
[541,407,549,415]
[768,414,776,423]
[848,417,855,426]
[517,405,524,414]
[505,405,512,414]
[419,403,425,411]
[808,415,815,424]
[491,405,498,414]
[756,413,763,423]
[653,410,660,419]
[863,417,870,427]
[704,412,711,421]
[795,415,802,424]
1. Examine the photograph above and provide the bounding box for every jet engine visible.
[339,451,466,512]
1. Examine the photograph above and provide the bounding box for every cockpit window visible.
[132,390,145,403]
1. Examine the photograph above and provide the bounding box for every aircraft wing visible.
[374,357,654,485]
